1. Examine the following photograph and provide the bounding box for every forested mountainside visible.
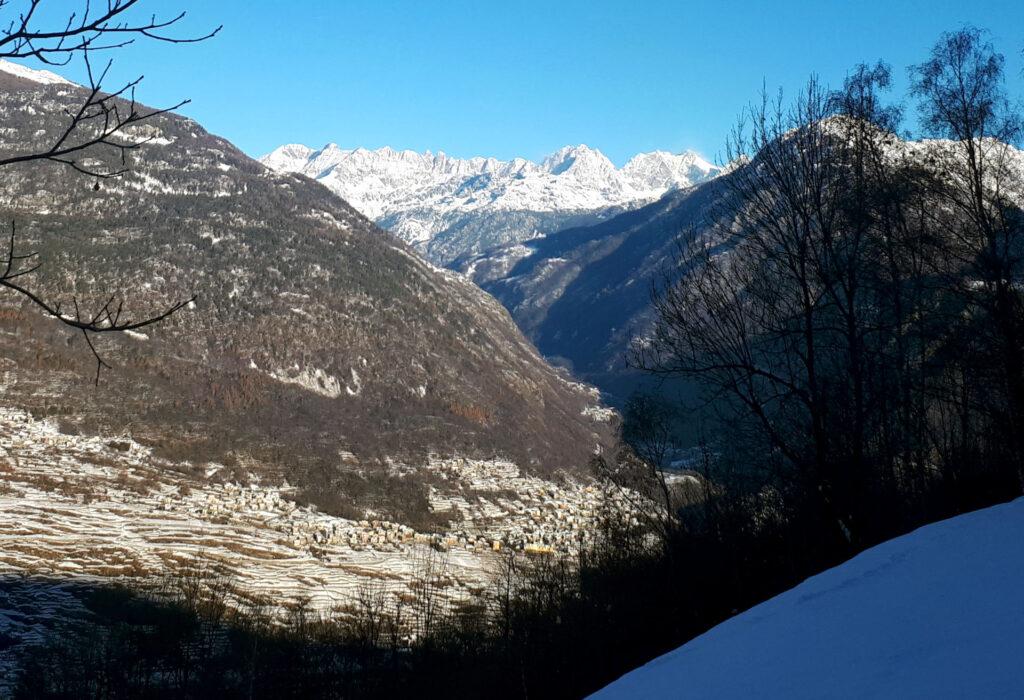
[0,63,614,519]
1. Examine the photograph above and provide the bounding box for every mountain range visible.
[261,143,720,265]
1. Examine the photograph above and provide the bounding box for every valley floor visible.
[0,404,636,687]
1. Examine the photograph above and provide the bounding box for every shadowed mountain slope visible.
[468,179,724,404]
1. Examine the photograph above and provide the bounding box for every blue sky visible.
[27,0,1024,165]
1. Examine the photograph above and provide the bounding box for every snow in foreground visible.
[593,498,1024,699]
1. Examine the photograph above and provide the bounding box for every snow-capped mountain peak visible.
[541,144,612,174]
[259,143,317,172]
[259,142,721,263]
[621,150,718,194]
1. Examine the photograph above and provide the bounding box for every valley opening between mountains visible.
[0,4,1022,699]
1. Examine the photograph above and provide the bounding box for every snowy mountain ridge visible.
[260,142,720,263]
[0,58,73,86]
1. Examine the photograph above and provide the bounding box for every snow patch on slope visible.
[593,498,1024,699]
[269,365,343,399]
[0,59,73,86]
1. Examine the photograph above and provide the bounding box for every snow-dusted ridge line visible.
[259,142,722,259]
[0,59,73,86]
[593,497,1024,699]
[260,142,719,218]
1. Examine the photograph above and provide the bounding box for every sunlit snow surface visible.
[0,59,72,86]
[593,498,1024,699]
[259,143,721,260]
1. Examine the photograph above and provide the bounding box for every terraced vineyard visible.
[0,402,645,684]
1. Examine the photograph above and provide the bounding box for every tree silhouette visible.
[0,0,219,381]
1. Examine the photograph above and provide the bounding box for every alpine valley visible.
[259,143,722,405]
[0,59,636,665]
[4,8,1021,697]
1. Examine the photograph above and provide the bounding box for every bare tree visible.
[634,78,860,542]
[0,1,220,381]
[352,582,390,650]
[911,27,1024,487]
[410,545,450,640]
[608,390,686,543]
[634,27,1024,555]
[632,71,936,547]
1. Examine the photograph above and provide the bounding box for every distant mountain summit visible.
[260,142,720,265]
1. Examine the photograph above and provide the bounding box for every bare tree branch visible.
[0,0,220,64]
[0,51,188,177]
[0,2,216,382]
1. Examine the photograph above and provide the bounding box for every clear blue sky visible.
[28,0,1024,165]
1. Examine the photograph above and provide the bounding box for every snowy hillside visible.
[260,143,719,264]
[593,498,1024,699]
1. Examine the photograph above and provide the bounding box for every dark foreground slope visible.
[594,498,1024,699]
[0,67,613,515]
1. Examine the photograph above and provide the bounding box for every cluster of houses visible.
[154,456,645,561]
[0,405,646,576]
[424,457,643,555]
